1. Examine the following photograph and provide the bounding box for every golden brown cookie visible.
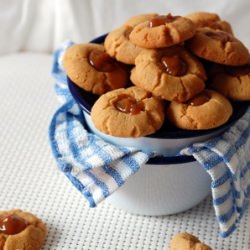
[129,13,196,49]
[208,63,250,101]
[185,11,233,34]
[169,232,212,250]
[104,26,149,65]
[130,46,206,102]
[104,14,157,65]
[123,13,158,27]
[0,209,47,250]
[186,27,250,66]
[91,86,165,137]
[63,43,129,95]
[167,89,233,130]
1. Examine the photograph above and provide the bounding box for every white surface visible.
[0,53,250,249]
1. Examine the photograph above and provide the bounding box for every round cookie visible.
[167,89,233,130]
[209,63,250,101]
[129,13,196,49]
[104,26,149,65]
[123,13,158,27]
[63,43,129,95]
[104,13,157,65]
[186,27,250,66]
[0,209,47,250]
[91,86,165,137]
[169,233,212,250]
[185,11,233,34]
[130,46,206,102]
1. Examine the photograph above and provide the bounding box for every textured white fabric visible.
[0,53,250,249]
[1,0,250,54]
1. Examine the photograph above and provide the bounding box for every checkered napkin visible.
[49,41,250,238]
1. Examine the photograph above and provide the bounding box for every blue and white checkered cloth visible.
[49,41,250,238]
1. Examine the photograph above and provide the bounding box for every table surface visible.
[0,53,249,250]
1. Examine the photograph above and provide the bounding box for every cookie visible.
[185,11,233,34]
[104,26,149,65]
[104,14,157,65]
[130,46,206,102]
[169,233,212,250]
[129,13,196,49]
[91,86,165,137]
[0,209,47,250]
[123,13,158,27]
[208,63,250,101]
[63,43,129,95]
[167,89,233,130]
[187,27,250,66]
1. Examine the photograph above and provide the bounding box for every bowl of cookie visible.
[63,12,250,215]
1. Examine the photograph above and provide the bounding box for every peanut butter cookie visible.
[169,232,212,250]
[185,11,233,34]
[63,43,129,95]
[91,86,165,137]
[167,89,233,130]
[187,27,250,66]
[209,63,250,101]
[130,46,206,102]
[104,14,157,65]
[0,209,47,250]
[129,13,196,49]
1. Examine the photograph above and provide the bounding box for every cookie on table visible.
[63,43,129,95]
[0,209,47,250]
[91,86,165,137]
[208,63,250,101]
[130,46,206,102]
[129,13,196,49]
[186,27,250,66]
[169,232,212,250]
[185,11,233,34]
[167,89,233,130]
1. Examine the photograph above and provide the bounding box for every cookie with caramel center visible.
[129,13,196,49]
[0,209,47,250]
[91,86,165,137]
[63,43,129,95]
[187,27,250,66]
[130,46,206,102]
[167,89,233,130]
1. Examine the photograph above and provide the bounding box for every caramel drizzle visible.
[113,94,145,115]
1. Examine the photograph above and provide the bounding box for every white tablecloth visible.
[1,53,250,249]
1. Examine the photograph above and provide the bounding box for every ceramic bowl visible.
[106,155,211,216]
[66,34,249,215]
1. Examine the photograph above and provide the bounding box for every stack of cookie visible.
[63,12,250,138]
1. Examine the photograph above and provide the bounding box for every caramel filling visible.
[89,50,116,72]
[161,55,187,76]
[0,214,27,235]
[113,94,145,115]
[187,92,211,106]
[205,30,231,44]
[149,14,179,28]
